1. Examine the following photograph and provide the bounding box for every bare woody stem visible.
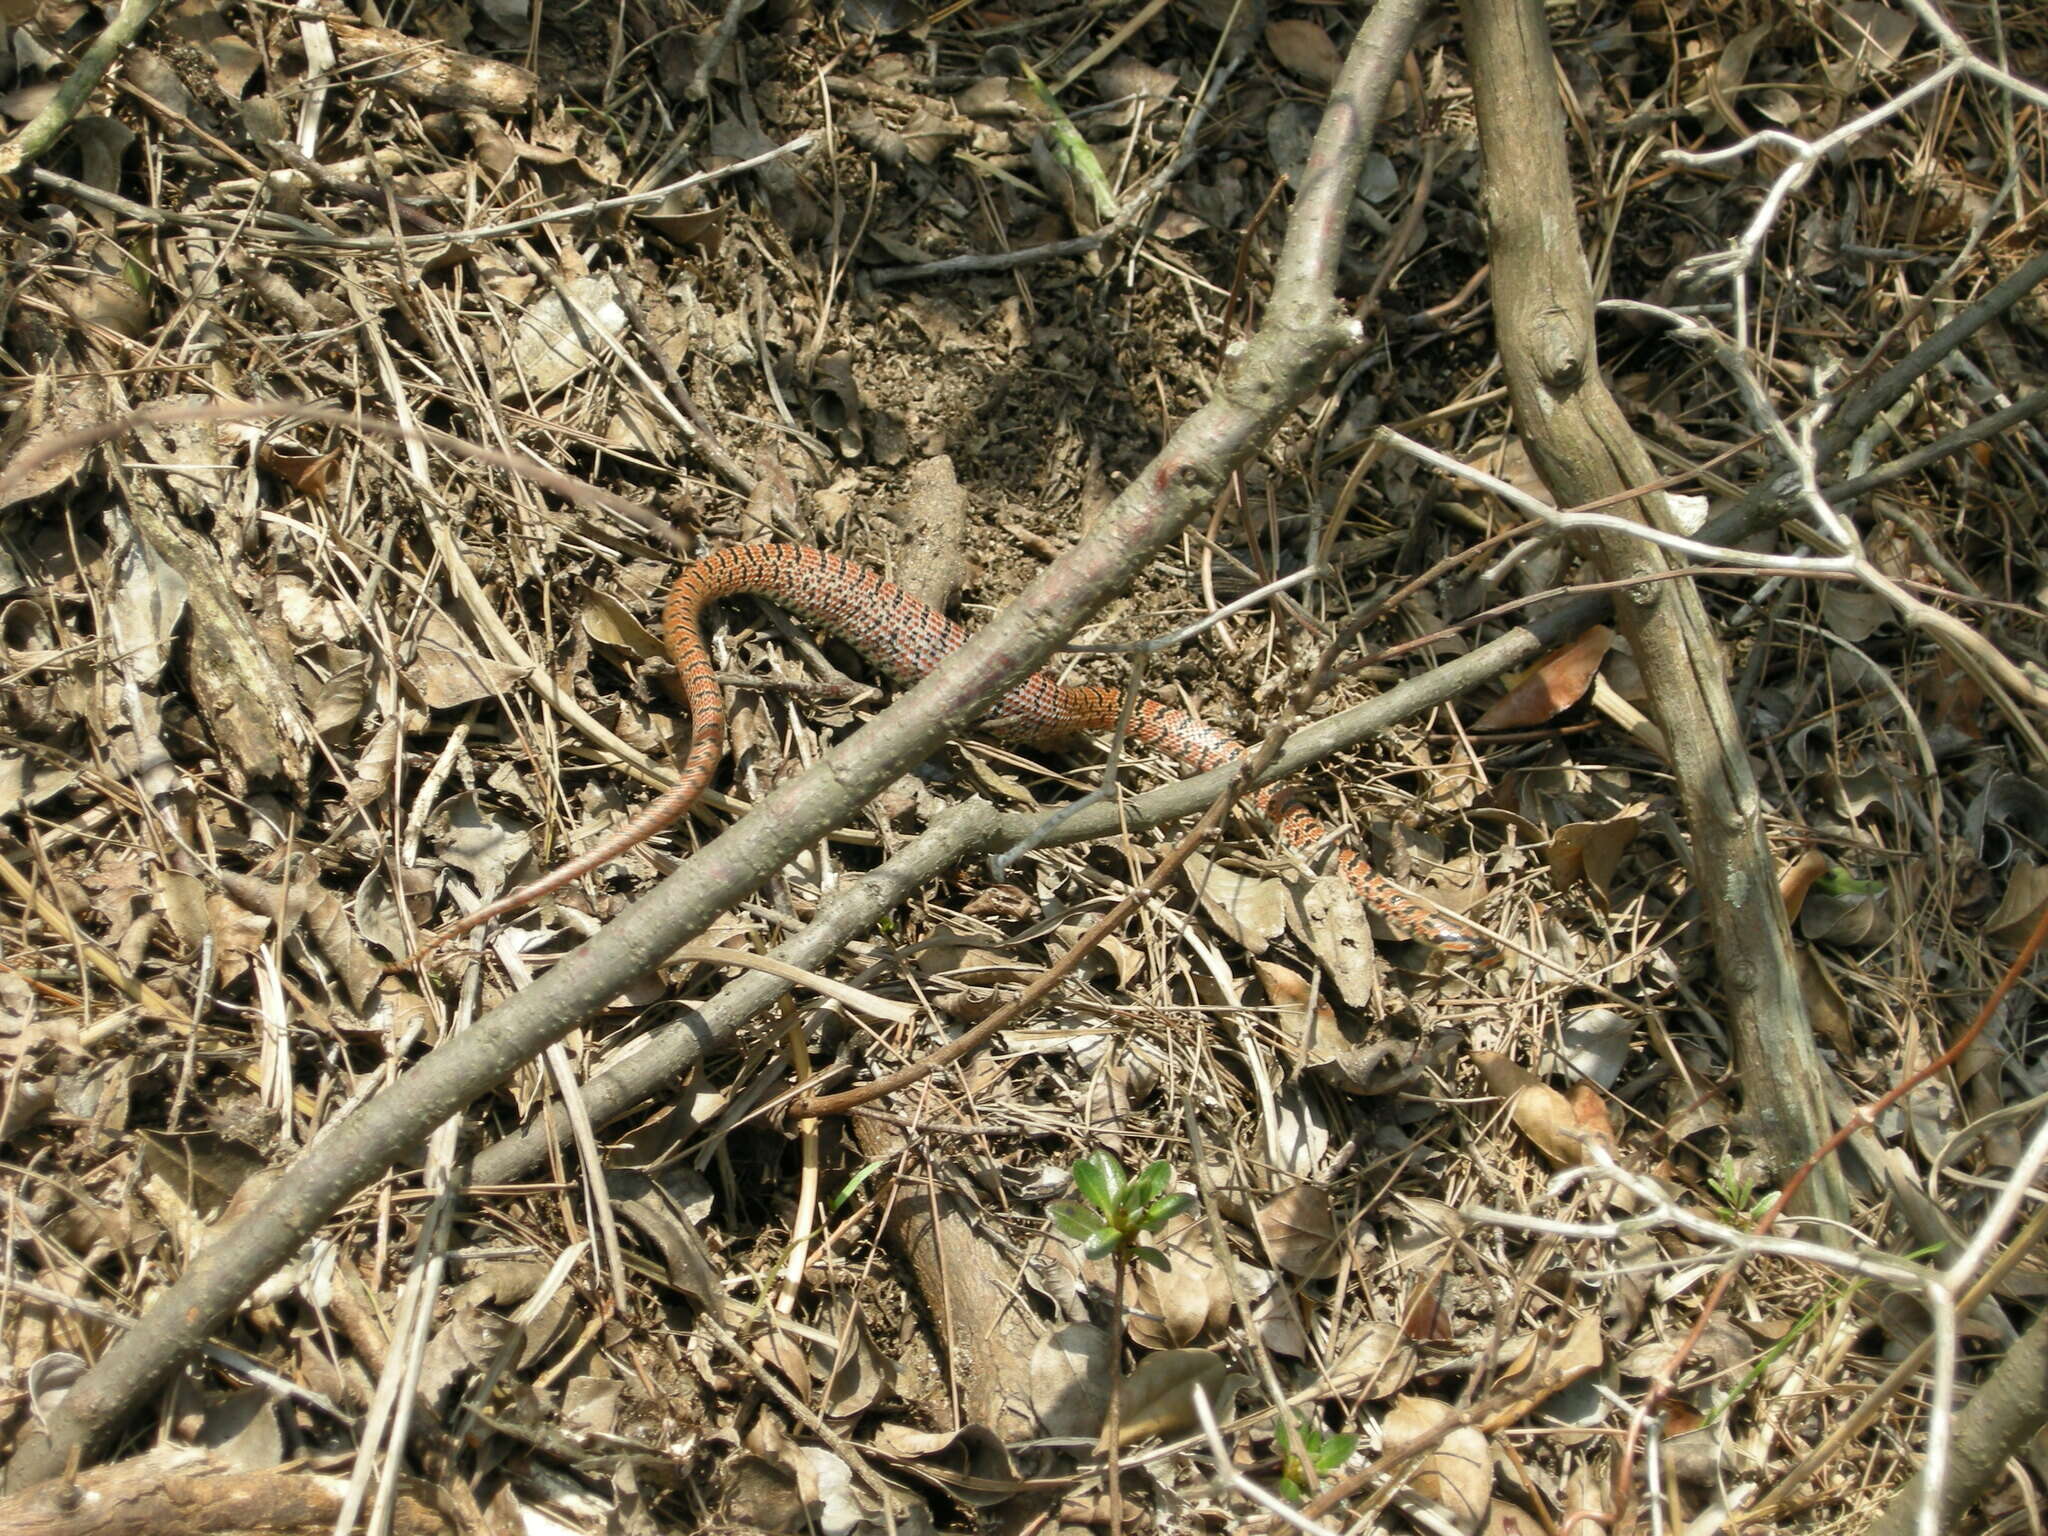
[1457,0,1846,1224]
[0,0,1433,1489]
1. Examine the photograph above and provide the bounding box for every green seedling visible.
[1276,1419,1358,1502]
[1705,1153,1776,1228]
[1049,1152,1191,1270]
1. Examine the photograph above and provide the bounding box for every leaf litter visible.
[0,0,2043,1532]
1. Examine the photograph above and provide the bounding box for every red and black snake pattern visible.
[419,544,1502,967]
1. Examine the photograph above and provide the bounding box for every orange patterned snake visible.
[413,543,1501,967]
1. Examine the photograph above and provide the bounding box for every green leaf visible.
[1050,1202,1104,1242]
[122,244,153,296]
[1131,1244,1172,1271]
[1139,1192,1193,1229]
[1083,1229,1122,1262]
[831,1157,889,1211]
[1315,1433,1357,1471]
[1070,1152,1123,1216]
[1124,1159,1173,1211]
[1277,1477,1305,1503]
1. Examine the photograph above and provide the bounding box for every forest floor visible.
[0,0,2045,1532]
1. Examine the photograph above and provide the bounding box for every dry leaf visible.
[1268,1081,1332,1179]
[152,868,211,949]
[1920,651,1986,741]
[866,1422,1022,1507]
[752,1327,812,1397]
[562,1376,621,1437]
[1052,919,1146,990]
[306,661,369,740]
[425,792,534,898]
[1545,808,1644,906]
[1384,1395,1489,1532]
[1819,582,1894,643]
[1030,1322,1112,1439]
[1510,1083,1584,1168]
[1985,862,2048,949]
[803,351,864,460]
[719,1452,808,1533]
[1476,626,1611,731]
[52,268,152,341]
[1540,1006,1635,1090]
[1264,19,1341,86]
[633,195,729,254]
[1705,20,1773,133]
[1102,1349,1232,1450]
[1567,1084,1614,1147]
[1400,1283,1453,1344]
[1255,959,1342,1066]
[256,443,342,499]
[1095,932,1146,989]
[817,1311,895,1419]
[1327,1320,1416,1400]
[1250,1284,1308,1358]
[1549,1308,1606,1382]
[1312,1034,1450,1099]
[1820,762,1905,822]
[1291,876,1379,1007]
[1091,58,1180,125]
[1779,849,1830,922]
[920,938,1032,985]
[1183,853,1289,953]
[1128,1210,1228,1349]
[103,503,188,685]
[491,273,628,399]
[1474,1052,1583,1165]
[580,588,664,661]
[404,608,523,709]
[165,0,261,97]
[1470,1050,1538,1101]
[1256,1184,1344,1279]
[1617,1319,1753,1384]
[1562,1464,1613,1535]
[1491,1310,1606,1412]
[1798,879,1895,949]
[605,1169,724,1310]
[1833,1,1918,67]
[1795,946,1857,1054]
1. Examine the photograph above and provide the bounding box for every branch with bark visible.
[0,0,1433,1489]
[1457,0,1847,1224]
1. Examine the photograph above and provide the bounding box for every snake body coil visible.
[420,544,1500,967]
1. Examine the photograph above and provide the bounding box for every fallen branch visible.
[0,0,1430,1487]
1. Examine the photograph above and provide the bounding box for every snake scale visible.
[416,543,1501,968]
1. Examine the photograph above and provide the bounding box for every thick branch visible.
[475,403,2039,1182]
[0,0,1431,1487]
[1458,0,1847,1221]
[1864,1299,2048,1536]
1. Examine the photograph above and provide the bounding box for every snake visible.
[414,543,1501,967]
